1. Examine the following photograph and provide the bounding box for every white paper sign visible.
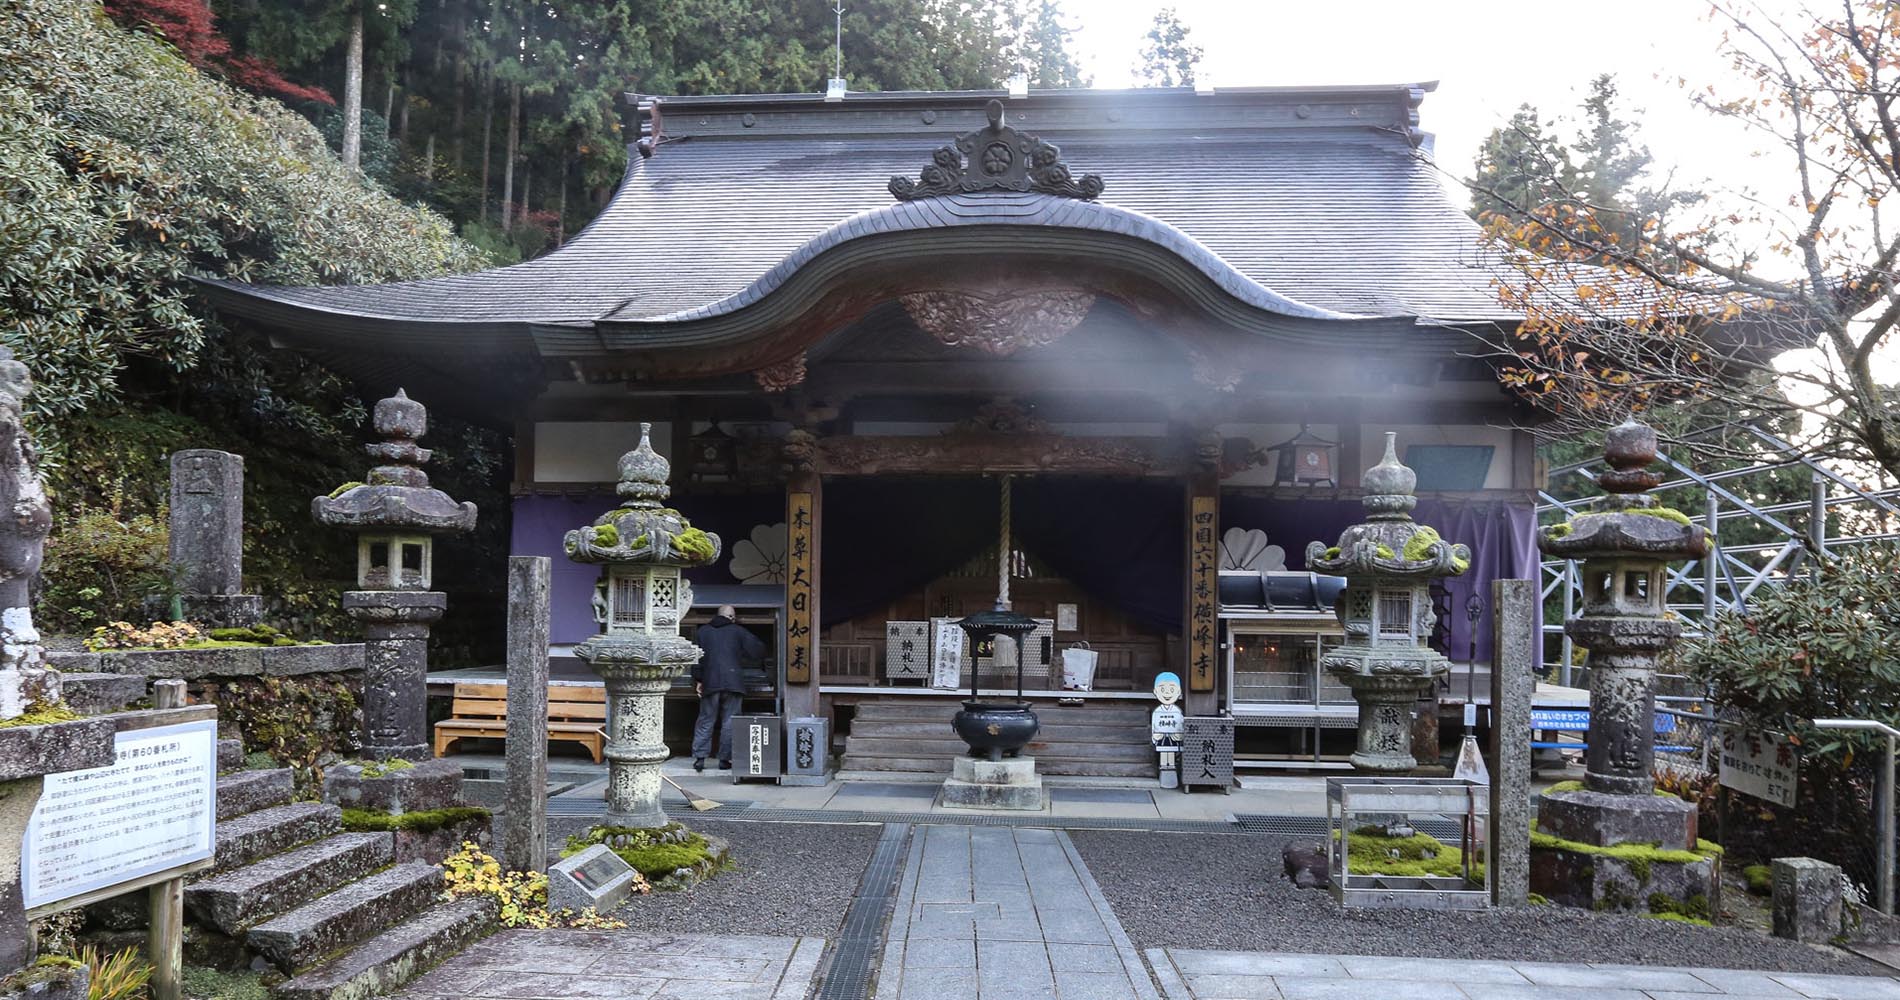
[22,719,217,909]
[1718,729,1798,808]
[930,618,965,690]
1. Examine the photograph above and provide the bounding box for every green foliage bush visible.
[1672,543,1900,891]
[198,672,360,794]
[3,1,511,655]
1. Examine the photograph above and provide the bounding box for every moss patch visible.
[675,527,716,562]
[1545,780,1679,798]
[1744,864,1774,895]
[341,805,491,834]
[327,481,364,499]
[1642,911,1713,926]
[349,758,416,778]
[181,964,269,1000]
[1529,822,1721,865]
[0,701,84,729]
[1337,828,1482,880]
[593,523,619,547]
[563,824,723,882]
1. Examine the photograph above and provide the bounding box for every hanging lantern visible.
[1270,424,1338,486]
[687,421,739,482]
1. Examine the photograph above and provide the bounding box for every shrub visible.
[440,842,634,929]
[78,944,151,1000]
[85,620,206,651]
[1672,542,1900,889]
[37,481,170,633]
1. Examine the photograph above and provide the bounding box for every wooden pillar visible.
[148,876,183,1000]
[1185,432,1221,716]
[782,429,821,720]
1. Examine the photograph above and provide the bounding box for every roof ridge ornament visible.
[889,99,1104,202]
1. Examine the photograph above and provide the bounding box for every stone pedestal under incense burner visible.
[941,755,1046,811]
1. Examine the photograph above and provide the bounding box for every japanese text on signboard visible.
[1718,730,1798,808]
[786,491,814,684]
[1189,496,1218,691]
[23,719,217,910]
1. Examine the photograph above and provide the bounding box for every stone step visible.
[849,720,1150,740]
[851,701,1151,725]
[249,862,444,973]
[845,736,1156,762]
[217,769,297,820]
[219,738,245,773]
[272,897,497,1000]
[212,802,341,873]
[839,754,1158,778]
[187,833,395,935]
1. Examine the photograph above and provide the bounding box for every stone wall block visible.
[1772,857,1844,943]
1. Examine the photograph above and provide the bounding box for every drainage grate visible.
[812,822,911,1000]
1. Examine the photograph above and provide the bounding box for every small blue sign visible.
[1530,708,1674,734]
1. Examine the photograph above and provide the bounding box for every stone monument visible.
[563,423,720,828]
[0,346,57,722]
[313,389,476,761]
[1307,432,1470,771]
[165,450,262,627]
[0,348,112,995]
[1531,419,1718,913]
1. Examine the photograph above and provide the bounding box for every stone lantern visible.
[564,423,720,828]
[1535,420,1709,854]
[314,389,476,761]
[1307,432,1470,771]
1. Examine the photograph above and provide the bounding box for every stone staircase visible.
[186,740,495,1000]
[840,700,1159,778]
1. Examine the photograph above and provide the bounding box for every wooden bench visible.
[433,682,607,763]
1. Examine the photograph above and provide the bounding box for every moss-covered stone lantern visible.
[564,422,721,828]
[314,389,477,761]
[1307,432,1471,771]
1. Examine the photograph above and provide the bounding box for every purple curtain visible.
[1012,479,1185,634]
[510,491,781,644]
[1218,494,1539,666]
[818,478,998,627]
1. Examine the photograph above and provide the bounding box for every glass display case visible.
[1219,571,1358,769]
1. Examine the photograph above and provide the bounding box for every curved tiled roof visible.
[197,86,1521,350]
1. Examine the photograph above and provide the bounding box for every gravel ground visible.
[1070,830,1886,977]
[546,817,881,938]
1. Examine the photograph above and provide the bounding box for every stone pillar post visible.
[344,591,446,761]
[502,556,550,872]
[1489,578,1535,907]
[167,449,261,627]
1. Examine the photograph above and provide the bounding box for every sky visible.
[1060,0,1795,239]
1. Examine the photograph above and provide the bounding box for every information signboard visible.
[930,617,965,690]
[1529,709,1676,734]
[22,719,217,910]
[1719,729,1798,807]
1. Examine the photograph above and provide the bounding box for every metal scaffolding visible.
[1538,421,1900,688]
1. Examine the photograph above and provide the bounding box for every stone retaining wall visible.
[48,644,366,680]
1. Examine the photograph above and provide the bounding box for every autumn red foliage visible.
[102,0,333,105]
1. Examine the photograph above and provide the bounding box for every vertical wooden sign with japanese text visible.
[1188,495,1218,692]
[786,491,815,684]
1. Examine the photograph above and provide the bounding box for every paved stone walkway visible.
[876,825,1159,1000]
[1146,949,1900,1000]
[392,929,822,1000]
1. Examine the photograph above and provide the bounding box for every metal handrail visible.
[1813,719,1897,916]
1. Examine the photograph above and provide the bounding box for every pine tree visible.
[1020,0,1087,89]
[1135,6,1201,88]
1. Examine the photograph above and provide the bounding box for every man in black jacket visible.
[691,604,765,770]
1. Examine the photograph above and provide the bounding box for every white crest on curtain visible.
[1219,527,1285,572]
[729,522,788,584]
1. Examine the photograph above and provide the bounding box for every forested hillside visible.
[102,0,1088,260]
[1,0,507,653]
